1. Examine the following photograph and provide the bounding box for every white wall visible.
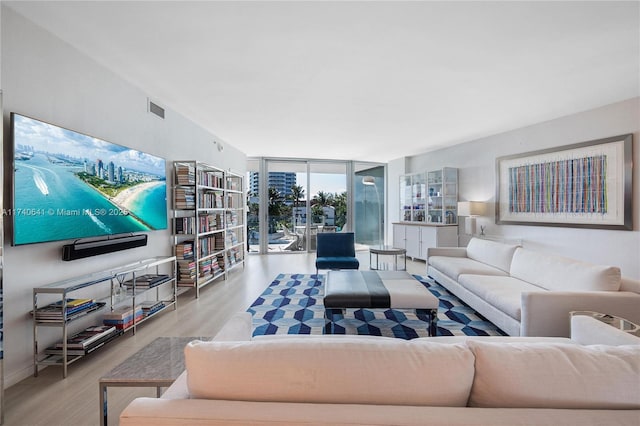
[1,7,246,387]
[391,97,640,279]
[386,157,407,243]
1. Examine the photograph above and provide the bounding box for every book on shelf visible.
[54,325,117,349]
[176,240,194,258]
[45,328,124,356]
[103,305,144,329]
[175,187,196,209]
[123,274,171,288]
[198,170,223,188]
[33,300,105,322]
[140,300,165,316]
[177,258,196,284]
[174,217,195,234]
[175,164,195,185]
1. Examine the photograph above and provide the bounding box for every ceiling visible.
[5,1,639,162]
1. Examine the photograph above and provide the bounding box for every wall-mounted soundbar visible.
[62,234,148,261]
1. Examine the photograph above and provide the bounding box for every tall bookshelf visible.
[172,161,245,297]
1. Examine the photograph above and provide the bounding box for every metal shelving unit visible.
[32,256,177,378]
[173,162,245,298]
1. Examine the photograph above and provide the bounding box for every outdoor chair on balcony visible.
[315,232,360,276]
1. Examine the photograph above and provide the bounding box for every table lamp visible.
[457,201,486,235]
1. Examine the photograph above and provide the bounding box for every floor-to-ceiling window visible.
[248,158,384,254]
[308,162,347,250]
[246,159,260,253]
[266,160,308,252]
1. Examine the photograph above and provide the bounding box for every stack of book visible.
[176,241,194,259]
[175,164,195,185]
[33,298,105,322]
[139,300,165,317]
[123,274,171,289]
[44,325,120,356]
[103,305,144,330]
[198,258,212,278]
[175,187,196,209]
[211,257,224,276]
[177,259,197,285]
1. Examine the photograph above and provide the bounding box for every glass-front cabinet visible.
[400,172,427,222]
[401,167,458,224]
[427,167,458,225]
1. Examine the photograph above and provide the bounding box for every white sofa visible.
[120,312,640,426]
[427,237,640,337]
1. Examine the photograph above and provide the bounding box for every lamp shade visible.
[458,201,486,217]
[362,176,376,186]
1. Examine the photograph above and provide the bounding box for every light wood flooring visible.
[3,252,426,426]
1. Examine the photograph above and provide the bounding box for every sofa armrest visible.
[161,371,189,399]
[426,247,467,262]
[520,291,640,337]
[213,311,253,341]
[570,315,640,346]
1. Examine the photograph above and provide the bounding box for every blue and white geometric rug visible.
[248,273,506,338]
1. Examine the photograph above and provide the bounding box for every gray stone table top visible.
[100,336,207,385]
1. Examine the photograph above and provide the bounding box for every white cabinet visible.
[392,223,457,260]
[392,224,406,249]
[405,228,421,259]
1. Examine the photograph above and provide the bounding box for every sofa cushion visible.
[466,238,519,273]
[429,256,509,281]
[458,275,544,320]
[185,338,475,407]
[467,341,640,409]
[510,248,621,292]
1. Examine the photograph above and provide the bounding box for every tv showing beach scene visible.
[11,113,167,246]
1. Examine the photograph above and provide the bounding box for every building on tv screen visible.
[12,113,168,245]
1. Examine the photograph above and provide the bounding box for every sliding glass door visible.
[266,160,308,252]
[249,158,384,254]
[354,163,385,248]
[308,162,347,250]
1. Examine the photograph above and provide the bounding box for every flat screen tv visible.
[11,113,168,246]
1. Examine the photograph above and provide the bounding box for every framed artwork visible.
[496,134,633,230]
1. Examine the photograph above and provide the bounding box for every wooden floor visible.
[3,252,425,426]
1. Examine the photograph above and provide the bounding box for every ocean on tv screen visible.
[12,113,167,245]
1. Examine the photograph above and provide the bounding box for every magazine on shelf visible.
[123,274,171,288]
[33,301,106,322]
[45,328,124,356]
[54,325,117,349]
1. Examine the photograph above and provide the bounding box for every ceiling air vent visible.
[148,99,165,119]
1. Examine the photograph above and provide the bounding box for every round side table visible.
[369,246,407,271]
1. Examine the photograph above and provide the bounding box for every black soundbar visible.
[62,234,148,261]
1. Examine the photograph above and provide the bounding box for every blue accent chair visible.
[315,232,360,276]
